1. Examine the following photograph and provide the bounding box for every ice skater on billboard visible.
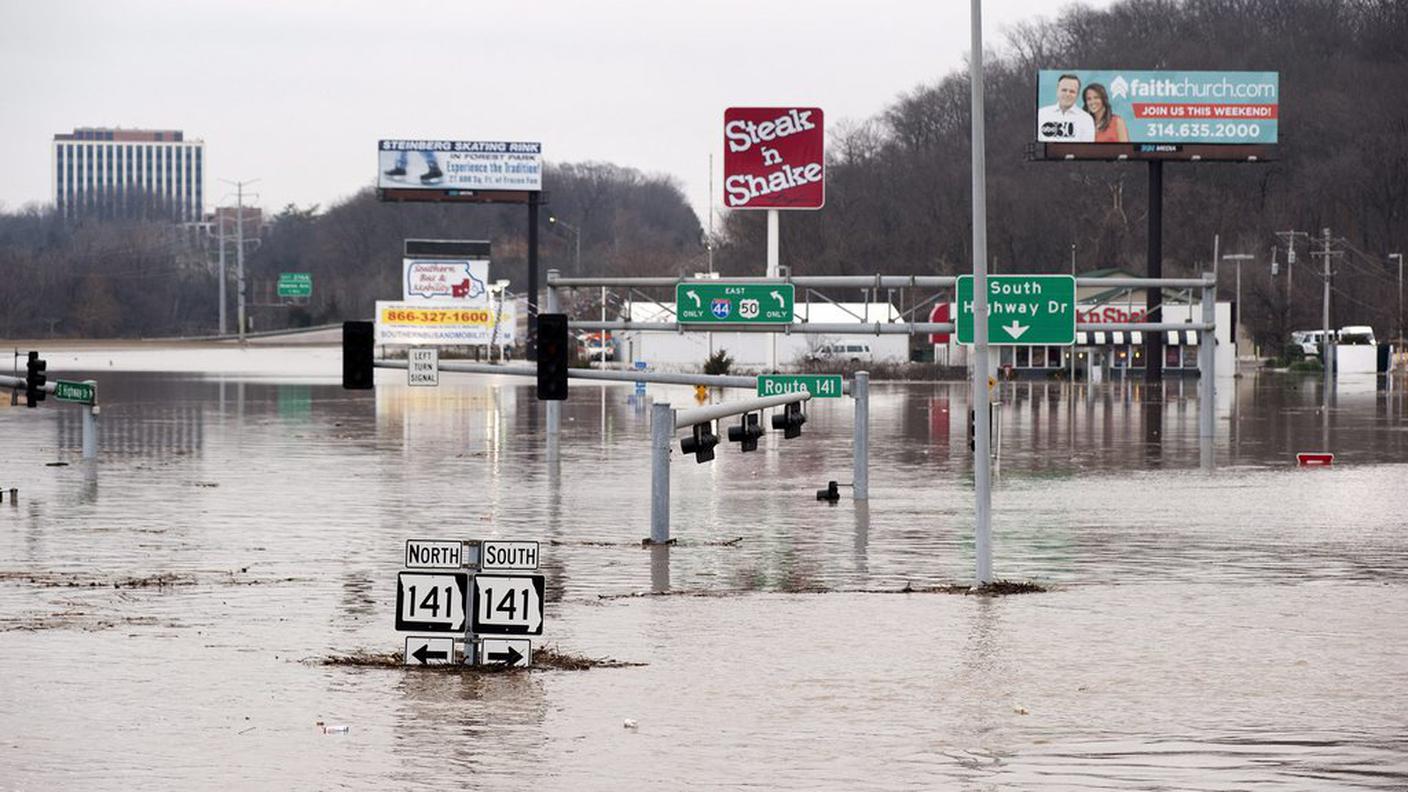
[383,150,444,185]
[1083,83,1130,143]
[1037,73,1095,142]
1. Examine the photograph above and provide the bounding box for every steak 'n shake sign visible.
[723,107,824,210]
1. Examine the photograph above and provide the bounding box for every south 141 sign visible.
[956,275,1076,345]
[676,283,794,324]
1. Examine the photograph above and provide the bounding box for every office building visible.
[52,127,204,222]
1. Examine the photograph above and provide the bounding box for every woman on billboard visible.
[1083,83,1129,143]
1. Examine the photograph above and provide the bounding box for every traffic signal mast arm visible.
[673,391,811,429]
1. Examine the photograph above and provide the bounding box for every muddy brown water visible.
[2,347,1406,789]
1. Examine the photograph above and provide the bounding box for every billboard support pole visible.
[969,0,993,587]
[766,209,779,372]
[528,191,541,361]
[1145,160,1164,384]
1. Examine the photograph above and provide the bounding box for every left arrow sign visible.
[404,636,455,666]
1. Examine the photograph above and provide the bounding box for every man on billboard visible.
[1037,74,1095,142]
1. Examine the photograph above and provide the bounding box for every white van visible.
[1337,325,1377,346]
[808,343,873,362]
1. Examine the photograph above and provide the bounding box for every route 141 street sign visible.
[479,637,532,668]
[757,374,842,399]
[675,283,794,324]
[396,571,468,632]
[956,275,1076,345]
[472,574,545,635]
[404,636,455,666]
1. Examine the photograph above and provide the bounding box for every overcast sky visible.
[0,0,1105,226]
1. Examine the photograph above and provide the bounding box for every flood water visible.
[2,345,1407,789]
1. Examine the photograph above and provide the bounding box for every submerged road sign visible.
[956,275,1076,345]
[479,541,539,571]
[479,637,532,668]
[404,539,462,569]
[53,380,96,405]
[472,574,545,635]
[396,571,468,632]
[404,636,455,666]
[676,283,794,324]
[757,374,842,399]
[408,347,439,387]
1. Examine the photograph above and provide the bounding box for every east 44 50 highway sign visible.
[956,275,1076,345]
[676,283,794,324]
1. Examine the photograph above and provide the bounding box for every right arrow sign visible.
[479,637,532,668]
[956,275,1075,346]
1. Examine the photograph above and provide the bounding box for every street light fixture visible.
[546,215,581,273]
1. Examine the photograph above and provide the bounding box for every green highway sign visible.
[956,275,1076,345]
[277,272,312,298]
[757,374,843,399]
[675,283,794,324]
[53,380,95,405]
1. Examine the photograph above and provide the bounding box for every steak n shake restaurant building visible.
[935,270,1233,380]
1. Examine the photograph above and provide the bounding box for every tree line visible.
[2,0,1404,347]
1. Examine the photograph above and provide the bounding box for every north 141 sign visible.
[723,107,824,210]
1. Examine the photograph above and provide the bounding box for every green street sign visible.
[277,272,312,298]
[675,283,794,324]
[757,374,843,399]
[53,380,96,405]
[956,275,1076,345]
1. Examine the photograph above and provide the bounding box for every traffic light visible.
[967,408,976,452]
[727,412,764,452]
[771,401,805,439]
[25,351,46,408]
[537,313,569,401]
[342,321,375,390]
[680,422,719,463]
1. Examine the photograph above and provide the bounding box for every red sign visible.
[723,107,824,210]
[929,302,951,344]
[1297,452,1334,467]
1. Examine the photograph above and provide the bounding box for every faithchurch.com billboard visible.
[1035,70,1278,147]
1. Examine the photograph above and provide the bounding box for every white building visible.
[52,127,204,222]
[616,301,910,371]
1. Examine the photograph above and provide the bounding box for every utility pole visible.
[237,185,247,341]
[1320,227,1333,391]
[217,214,227,335]
[220,178,259,342]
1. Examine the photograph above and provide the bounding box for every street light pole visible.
[1391,253,1404,347]
[1222,253,1254,360]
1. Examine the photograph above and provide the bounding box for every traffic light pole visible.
[545,270,561,461]
[649,390,812,544]
[0,373,100,460]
